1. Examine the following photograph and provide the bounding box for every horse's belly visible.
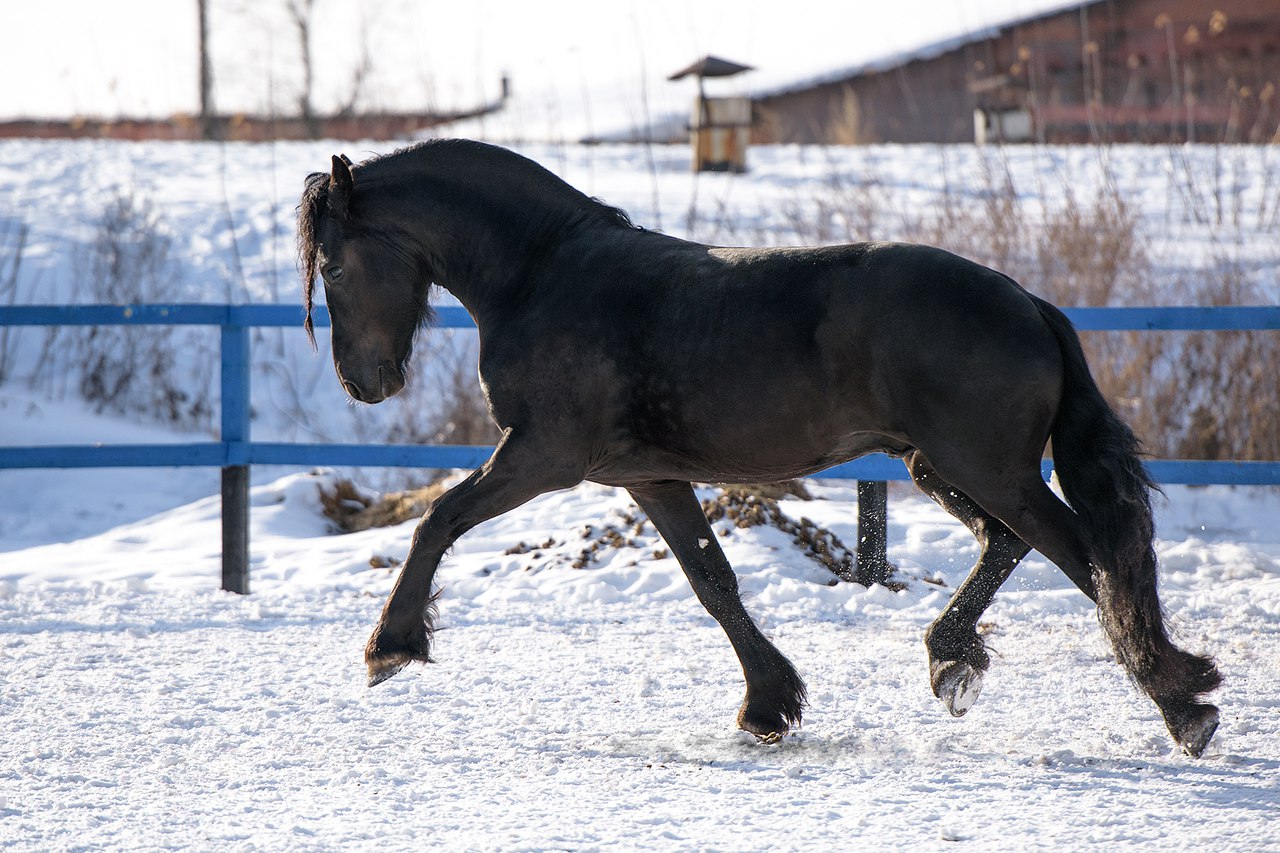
[590,422,905,487]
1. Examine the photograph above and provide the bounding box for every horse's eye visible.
[327,266,345,282]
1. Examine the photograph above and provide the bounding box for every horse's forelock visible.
[297,171,330,347]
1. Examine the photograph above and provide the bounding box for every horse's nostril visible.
[342,379,365,402]
[378,363,406,398]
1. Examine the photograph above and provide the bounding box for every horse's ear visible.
[328,154,354,219]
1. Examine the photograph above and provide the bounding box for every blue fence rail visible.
[2,303,1279,592]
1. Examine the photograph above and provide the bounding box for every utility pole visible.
[198,0,218,139]
[289,0,319,138]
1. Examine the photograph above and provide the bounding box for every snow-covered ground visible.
[2,432,1280,849]
[2,139,1280,849]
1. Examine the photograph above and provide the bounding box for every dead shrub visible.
[319,477,449,533]
[1155,253,1280,460]
[1033,184,1150,307]
[69,192,213,427]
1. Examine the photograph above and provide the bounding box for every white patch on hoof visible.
[937,662,984,717]
[697,538,709,549]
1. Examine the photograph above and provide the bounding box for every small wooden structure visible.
[669,56,754,173]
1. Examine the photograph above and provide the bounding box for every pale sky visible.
[8,0,1082,129]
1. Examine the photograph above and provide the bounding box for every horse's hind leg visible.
[942,470,1219,754]
[628,480,806,742]
[906,451,1031,716]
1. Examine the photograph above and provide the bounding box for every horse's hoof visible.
[366,653,413,687]
[933,660,984,717]
[1170,703,1219,758]
[737,705,790,743]
[739,721,787,744]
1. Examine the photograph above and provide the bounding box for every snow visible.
[3,137,1280,848]
[3,458,1280,849]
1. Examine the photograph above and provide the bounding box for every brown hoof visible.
[366,653,414,687]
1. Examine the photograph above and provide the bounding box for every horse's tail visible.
[1032,295,1221,705]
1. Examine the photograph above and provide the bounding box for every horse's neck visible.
[413,180,583,320]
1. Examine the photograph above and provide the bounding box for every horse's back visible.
[689,240,1064,408]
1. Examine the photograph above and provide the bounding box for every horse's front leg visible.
[365,430,582,686]
[629,480,806,741]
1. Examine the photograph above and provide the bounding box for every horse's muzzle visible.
[339,361,405,404]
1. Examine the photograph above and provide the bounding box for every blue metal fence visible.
[2,303,1279,591]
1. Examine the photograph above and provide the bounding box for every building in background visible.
[753,0,1280,144]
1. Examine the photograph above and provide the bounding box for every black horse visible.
[298,139,1221,756]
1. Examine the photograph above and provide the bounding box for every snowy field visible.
[2,139,1280,849]
[2,432,1280,850]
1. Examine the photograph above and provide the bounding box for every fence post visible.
[220,316,251,594]
[855,480,891,586]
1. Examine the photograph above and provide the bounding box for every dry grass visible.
[325,476,876,586]
[318,477,450,533]
[0,218,27,383]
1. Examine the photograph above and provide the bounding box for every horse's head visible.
[298,154,428,404]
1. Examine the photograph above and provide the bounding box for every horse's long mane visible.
[296,139,639,345]
[297,170,330,346]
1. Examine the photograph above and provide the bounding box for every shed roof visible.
[753,0,1098,99]
[668,56,756,81]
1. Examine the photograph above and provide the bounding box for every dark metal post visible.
[855,480,891,586]
[221,464,249,593]
[220,316,251,594]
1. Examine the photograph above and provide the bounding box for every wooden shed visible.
[670,56,755,172]
[752,0,1280,144]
